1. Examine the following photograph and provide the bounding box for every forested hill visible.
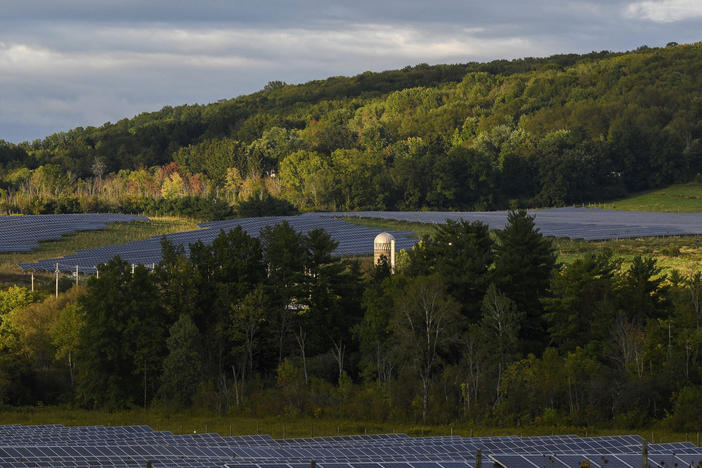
[1,43,701,215]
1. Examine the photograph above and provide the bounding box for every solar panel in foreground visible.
[18,208,702,273]
[0,424,697,467]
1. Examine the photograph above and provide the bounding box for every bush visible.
[668,385,702,431]
[235,195,298,217]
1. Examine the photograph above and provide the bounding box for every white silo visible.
[374,232,396,273]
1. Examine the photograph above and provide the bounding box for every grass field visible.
[556,235,702,274]
[591,182,702,213]
[0,408,697,444]
[341,216,435,238]
[0,217,200,289]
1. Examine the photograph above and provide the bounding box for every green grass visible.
[590,183,702,213]
[341,217,436,238]
[555,235,702,274]
[0,217,200,289]
[0,407,698,443]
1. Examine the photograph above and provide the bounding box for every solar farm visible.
[0,425,698,468]
[16,214,417,273]
[6,208,702,273]
[0,214,148,253]
[335,208,702,240]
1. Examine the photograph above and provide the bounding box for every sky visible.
[1,0,701,143]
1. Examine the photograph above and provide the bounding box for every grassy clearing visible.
[590,183,702,213]
[341,217,436,238]
[0,217,200,289]
[555,235,702,274]
[0,407,697,443]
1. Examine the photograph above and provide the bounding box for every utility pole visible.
[30,272,34,292]
[55,263,59,298]
[75,265,79,287]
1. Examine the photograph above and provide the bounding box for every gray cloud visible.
[0,1,700,142]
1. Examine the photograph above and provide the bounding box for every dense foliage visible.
[3,211,702,429]
[2,44,702,217]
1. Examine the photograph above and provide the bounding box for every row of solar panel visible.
[0,426,700,468]
[0,455,698,468]
[332,208,702,241]
[17,207,702,273]
[19,214,418,273]
[0,214,148,253]
[224,456,702,468]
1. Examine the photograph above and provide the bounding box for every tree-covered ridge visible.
[1,44,701,215]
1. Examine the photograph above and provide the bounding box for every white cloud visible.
[626,0,702,22]
[2,1,702,142]
[0,22,558,141]
[0,23,548,84]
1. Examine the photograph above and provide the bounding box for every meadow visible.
[556,235,702,273]
[590,182,702,213]
[0,407,697,444]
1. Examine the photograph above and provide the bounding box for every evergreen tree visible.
[408,220,494,321]
[544,251,620,351]
[261,221,309,365]
[618,255,669,324]
[494,209,557,355]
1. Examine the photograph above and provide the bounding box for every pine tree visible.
[494,209,557,355]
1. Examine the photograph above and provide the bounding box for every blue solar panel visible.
[0,213,148,253]
[15,208,702,273]
[18,214,418,273]
[0,425,698,468]
[331,208,702,241]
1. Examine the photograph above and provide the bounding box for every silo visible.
[373,232,396,273]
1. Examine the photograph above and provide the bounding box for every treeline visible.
[2,44,702,215]
[0,162,295,219]
[2,211,702,429]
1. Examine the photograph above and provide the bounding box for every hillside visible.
[1,43,701,216]
[593,182,702,212]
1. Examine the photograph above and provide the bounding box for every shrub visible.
[668,385,702,431]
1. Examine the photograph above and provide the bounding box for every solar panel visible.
[18,214,418,273]
[0,425,698,468]
[15,208,702,273]
[331,208,702,241]
[0,213,148,253]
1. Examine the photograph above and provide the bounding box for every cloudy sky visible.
[1,0,701,143]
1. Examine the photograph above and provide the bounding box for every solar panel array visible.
[0,214,148,253]
[18,214,417,273]
[331,208,702,241]
[16,208,702,273]
[0,425,699,468]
